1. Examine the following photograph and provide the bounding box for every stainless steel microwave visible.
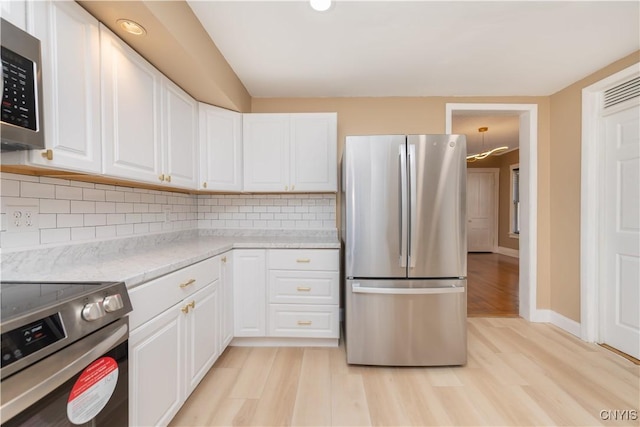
[1,18,45,151]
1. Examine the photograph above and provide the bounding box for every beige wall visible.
[548,51,640,322]
[253,96,552,310]
[468,150,520,251]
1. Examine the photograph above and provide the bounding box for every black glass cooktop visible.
[0,281,117,324]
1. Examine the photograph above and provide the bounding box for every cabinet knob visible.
[159,174,165,182]
[188,300,195,309]
[203,182,207,189]
[41,149,53,161]
[221,256,227,263]
[181,305,190,314]
[166,175,172,183]
[291,185,295,191]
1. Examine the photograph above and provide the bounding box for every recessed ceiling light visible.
[310,0,331,12]
[116,19,147,36]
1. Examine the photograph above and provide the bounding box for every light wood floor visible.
[169,318,640,427]
[467,253,519,317]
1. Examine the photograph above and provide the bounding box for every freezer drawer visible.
[346,279,467,366]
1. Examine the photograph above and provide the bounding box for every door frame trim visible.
[580,63,640,342]
[446,103,537,321]
[466,168,499,252]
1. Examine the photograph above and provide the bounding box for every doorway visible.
[446,103,537,320]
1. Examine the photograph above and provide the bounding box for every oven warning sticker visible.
[67,357,119,425]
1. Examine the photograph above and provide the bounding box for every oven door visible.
[1,318,128,426]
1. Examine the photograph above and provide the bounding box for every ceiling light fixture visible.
[466,126,509,163]
[116,19,147,36]
[310,0,332,12]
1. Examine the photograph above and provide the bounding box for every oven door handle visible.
[0,319,128,424]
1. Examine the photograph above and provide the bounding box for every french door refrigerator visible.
[342,134,467,366]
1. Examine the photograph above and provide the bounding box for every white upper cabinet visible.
[242,113,337,192]
[101,25,162,183]
[1,0,27,30]
[101,25,198,188]
[290,113,337,192]
[243,113,290,192]
[28,1,101,173]
[199,103,243,191]
[163,80,198,189]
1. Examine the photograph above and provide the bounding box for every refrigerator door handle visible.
[399,144,408,268]
[408,144,417,268]
[351,283,464,295]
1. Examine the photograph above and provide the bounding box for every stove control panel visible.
[1,313,66,369]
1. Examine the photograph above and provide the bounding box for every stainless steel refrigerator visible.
[342,134,467,366]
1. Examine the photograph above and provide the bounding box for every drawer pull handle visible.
[297,286,311,292]
[221,256,227,263]
[188,300,195,309]
[179,279,196,288]
[297,320,312,326]
[296,258,311,263]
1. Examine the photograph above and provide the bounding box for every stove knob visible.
[82,302,105,322]
[103,294,124,313]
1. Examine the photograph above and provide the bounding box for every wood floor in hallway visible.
[169,318,639,427]
[467,253,519,317]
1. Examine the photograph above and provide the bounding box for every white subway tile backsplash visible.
[21,182,55,199]
[0,174,336,249]
[1,179,20,197]
[57,214,84,228]
[40,199,70,214]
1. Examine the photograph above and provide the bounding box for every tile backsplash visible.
[0,173,337,250]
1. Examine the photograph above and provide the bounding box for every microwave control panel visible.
[1,46,37,131]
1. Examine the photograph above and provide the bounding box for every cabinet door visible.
[243,114,290,192]
[199,103,243,191]
[29,1,101,173]
[290,113,337,192]
[101,25,162,183]
[1,0,27,30]
[221,252,234,348]
[129,305,184,427]
[233,249,266,337]
[184,282,220,397]
[163,79,198,189]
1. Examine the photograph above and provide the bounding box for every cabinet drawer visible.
[267,249,338,271]
[129,257,220,330]
[268,305,339,338]
[268,270,339,304]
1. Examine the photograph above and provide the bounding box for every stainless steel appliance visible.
[1,18,45,151]
[342,134,467,366]
[1,281,132,426]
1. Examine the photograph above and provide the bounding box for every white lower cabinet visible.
[233,249,339,340]
[221,253,234,348]
[233,250,266,337]
[128,256,222,427]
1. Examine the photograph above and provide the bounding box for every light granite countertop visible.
[1,229,340,289]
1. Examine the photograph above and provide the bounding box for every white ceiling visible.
[187,0,639,98]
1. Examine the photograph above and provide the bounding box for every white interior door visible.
[467,169,498,252]
[601,103,640,359]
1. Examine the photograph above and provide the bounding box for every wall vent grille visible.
[603,76,640,109]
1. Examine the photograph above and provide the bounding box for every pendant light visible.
[466,126,509,162]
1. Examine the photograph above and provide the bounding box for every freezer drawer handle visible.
[351,283,464,295]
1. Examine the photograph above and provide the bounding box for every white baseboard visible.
[230,337,339,347]
[497,246,519,258]
[530,309,582,338]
